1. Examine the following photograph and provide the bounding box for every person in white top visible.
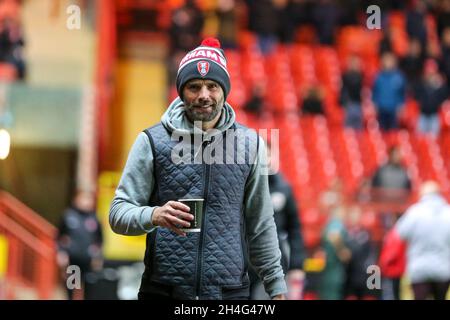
[396,181,450,300]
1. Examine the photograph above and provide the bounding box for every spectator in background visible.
[0,19,11,60]
[276,0,297,44]
[244,83,266,114]
[318,178,351,300]
[344,205,379,300]
[300,85,325,116]
[312,0,341,45]
[0,17,25,80]
[56,190,103,300]
[436,0,450,40]
[169,0,204,53]
[406,0,428,51]
[415,59,448,136]
[372,52,406,131]
[338,0,360,26]
[440,27,450,91]
[318,201,351,300]
[400,38,425,94]
[340,55,363,130]
[371,145,411,299]
[216,0,240,49]
[378,27,394,56]
[289,0,311,28]
[371,146,412,202]
[250,141,306,300]
[168,0,204,85]
[246,0,279,54]
[396,181,450,300]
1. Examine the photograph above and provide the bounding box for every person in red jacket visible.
[378,225,407,300]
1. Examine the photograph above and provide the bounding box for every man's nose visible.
[198,86,210,101]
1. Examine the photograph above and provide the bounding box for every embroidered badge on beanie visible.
[197,61,210,76]
[176,38,231,100]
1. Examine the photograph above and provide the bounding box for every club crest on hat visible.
[197,61,210,76]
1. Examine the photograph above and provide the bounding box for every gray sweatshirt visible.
[109,98,287,298]
[396,193,450,283]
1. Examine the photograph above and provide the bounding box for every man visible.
[109,38,287,300]
[399,38,424,94]
[340,55,363,129]
[372,52,406,131]
[345,205,379,300]
[318,191,352,300]
[56,190,103,300]
[415,59,448,136]
[396,181,450,300]
[371,145,411,300]
[371,146,412,203]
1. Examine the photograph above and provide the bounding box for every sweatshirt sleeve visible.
[243,136,288,298]
[109,132,159,236]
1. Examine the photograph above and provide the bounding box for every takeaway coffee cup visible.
[178,198,204,232]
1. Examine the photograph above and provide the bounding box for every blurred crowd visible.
[165,0,450,138]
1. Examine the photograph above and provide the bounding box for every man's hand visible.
[272,294,286,300]
[152,201,194,237]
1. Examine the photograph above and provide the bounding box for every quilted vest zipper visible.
[195,138,212,299]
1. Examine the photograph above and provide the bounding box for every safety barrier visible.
[0,191,57,299]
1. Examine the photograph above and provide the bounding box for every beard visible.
[184,100,223,122]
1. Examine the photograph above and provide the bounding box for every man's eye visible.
[208,84,218,89]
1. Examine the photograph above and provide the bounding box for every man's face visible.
[348,56,361,71]
[382,53,397,71]
[389,148,401,165]
[182,79,225,123]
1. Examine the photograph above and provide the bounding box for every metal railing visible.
[0,191,57,299]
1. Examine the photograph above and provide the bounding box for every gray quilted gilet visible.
[140,122,258,299]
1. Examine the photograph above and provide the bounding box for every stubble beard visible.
[184,100,223,122]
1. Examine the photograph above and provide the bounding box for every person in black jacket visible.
[400,38,425,95]
[56,190,103,300]
[340,55,363,129]
[415,59,448,136]
[250,141,306,300]
[301,85,325,116]
[344,205,380,299]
